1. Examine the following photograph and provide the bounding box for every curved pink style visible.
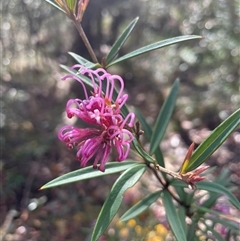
[58,65,135,171]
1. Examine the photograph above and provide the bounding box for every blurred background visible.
[1,0,239,240]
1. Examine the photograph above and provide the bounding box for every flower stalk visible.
[55,0,98,63]
[72,21,99,63]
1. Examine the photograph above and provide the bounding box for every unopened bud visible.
[76,0,90,22]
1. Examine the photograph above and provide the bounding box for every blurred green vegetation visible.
[1,0,239,240]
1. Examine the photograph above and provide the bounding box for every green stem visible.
[133,132,185,180]
[150,165,187,207]
[73,20,99,63]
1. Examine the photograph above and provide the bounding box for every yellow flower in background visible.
[127,219,136,228]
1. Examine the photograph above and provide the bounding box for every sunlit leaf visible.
[185,108,240,172]
[91,164,146,241]
[45,0,65,12]
[162,191,187,241]
[40,161,137,189]
[68,52,97,67]
[120,191,161,221]
[107,35,202,67]
[106,17,139,65]
[196,181,240,210]
[150,79,179,155]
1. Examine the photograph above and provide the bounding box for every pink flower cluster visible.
[58,65,135,171]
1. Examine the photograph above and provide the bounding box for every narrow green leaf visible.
[162,191,187,241]
[40,161,137,189]
[44,0,65,12]
[68,52,97,68]
[106,35,202,68]
[120,191,161,222]
[154,148,165,168]
[134,108,165,168]
[185,108,240,172]
[132,138,155,164]
[178,206,187,234]
[196,181,240,210]
[66,0,76,11]
[186,221,198,241]
[174,185,187,202]
[91,164,146,241]
[173,184,195,206]
[106,17,139,65]
[186,191,195,206]
[150,79,179,155]
[171,179,188,188]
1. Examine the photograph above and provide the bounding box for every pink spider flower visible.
[58,65,135,171]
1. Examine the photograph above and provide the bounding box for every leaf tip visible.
[39,185,46,191]
[175,78,180,84]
